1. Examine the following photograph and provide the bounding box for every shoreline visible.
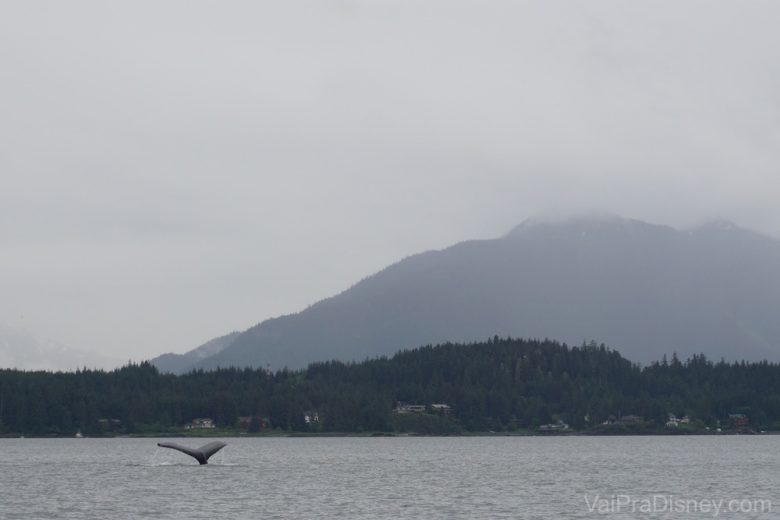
[2,429,773,439]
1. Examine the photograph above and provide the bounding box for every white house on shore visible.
[666,414,691,428]
[184,418,216,429]
[394,402,453,415]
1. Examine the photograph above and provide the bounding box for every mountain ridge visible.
[150,331,241,374]
[162,216,780,370]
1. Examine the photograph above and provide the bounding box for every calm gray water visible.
[0,436,777,519]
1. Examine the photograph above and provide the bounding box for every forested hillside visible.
[3,337,780,436]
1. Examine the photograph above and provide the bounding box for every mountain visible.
[0,323,120,371]
[150,331,241,374]
[190,216,780,370]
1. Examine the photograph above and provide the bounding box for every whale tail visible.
[157,441,227,465]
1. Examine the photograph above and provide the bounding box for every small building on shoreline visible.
[184,418,216,430]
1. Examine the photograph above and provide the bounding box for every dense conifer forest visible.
[2,337,779,436]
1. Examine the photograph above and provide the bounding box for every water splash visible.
[150,448,179,466]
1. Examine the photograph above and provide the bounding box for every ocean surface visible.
[0,436,777,519]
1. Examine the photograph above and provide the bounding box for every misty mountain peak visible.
[505,214,667,240]
[693,220,741,233]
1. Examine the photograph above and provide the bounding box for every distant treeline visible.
[2,337,780,435]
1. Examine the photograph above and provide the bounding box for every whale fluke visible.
[157,441,226,465]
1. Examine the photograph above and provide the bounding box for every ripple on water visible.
[0,437,778,519]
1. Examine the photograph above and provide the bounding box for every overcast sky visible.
[2,1,779,361]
